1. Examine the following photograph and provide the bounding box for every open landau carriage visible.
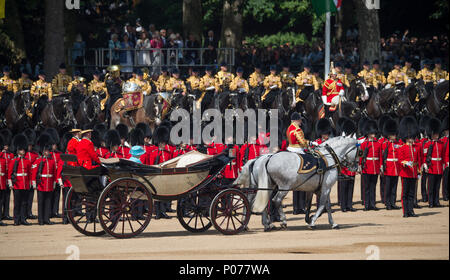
[61,149,251,238]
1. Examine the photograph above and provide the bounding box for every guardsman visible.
[280,64,295,89]
[381,119,402,210]
[238,134,259,171]
[51,63,72,95]
[166,68,187,95]
[230,67,249,106]
[416,59,436,92]
[215,62,234,93]
[0,135,7,226]
[116,124,131,158]
[343,64,356,88]
[156,67,171,92]
[87,70,106,98]
[295,63,319,103]
[262,65,282,105]
[14,70,33,94]
[0,66,15,99]
[186,67,201,93]
[24,129,38,220]
[398,116,421,217]
[322,63,345,116]
[32,134,57,225]
[105,129,123,158]
[433,58,448,84]
[286,112,313,154]
[8,134,32,226]
[377,115,392,204]
[358,61,376,89]
[248,64,265,89]
[441,116,449,201]
[359,119,381,211]
[423,118,445,208]
[76,129,101,170]
[0,129,14,221]
[371,60,386,89]
[222,139,239,183]
[387,60,409,89]
[67,71,87,93]
[402,58,417,84]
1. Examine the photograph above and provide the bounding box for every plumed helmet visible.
[336,117,357,136]
[136,122,152,138]
[105,130,121,149]
[129,128,145,146]
[12,134,28,152]
[330,61,337,75]
[316,118,332,136]
[23,128,37,146]
[363,119,378,136]
[382,118,398,137]
[36,133,53,153]
[291,112,302,121]
[426,118,441,136]
[399,116,419,140]
[153,126,170,145]
[115,124,129,140]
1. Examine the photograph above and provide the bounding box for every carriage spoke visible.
[125,213,135,233]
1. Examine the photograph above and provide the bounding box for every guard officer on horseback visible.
[322,62,345,117]
[286,112,315,154]
[104,65,123,126]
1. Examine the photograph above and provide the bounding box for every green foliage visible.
[244,32,319,47]
[429,0,449,19]
[0,30,26,64]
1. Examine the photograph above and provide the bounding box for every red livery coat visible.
[222,145,239,179]
[76,138,101,169]
[66,137,80,166]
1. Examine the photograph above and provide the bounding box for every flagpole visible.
[324,11,331,78]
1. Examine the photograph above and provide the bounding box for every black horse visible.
[75,94,103,128]
[4,90,33,133]
[38,95,77,133]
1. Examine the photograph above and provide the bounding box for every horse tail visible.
[251,155,273,213]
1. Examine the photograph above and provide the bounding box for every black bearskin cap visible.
[363,119,378,136]
[316,118,332,136]
[129,128,145,146]
[115,124,129,140]
[426,118,441,136]
[91,130,102,148]
[153,126,170,145]
[399,116,419,140]
[382,118,398,136]
[44,128,60,145]
[12,134,28,152]
[337,117,357,136]
[23,128,37,146]
[105,129,121,149]
[36,133,53,153]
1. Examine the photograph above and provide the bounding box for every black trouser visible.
[51,184,61,217]
[62,187,70,223]
[443,168,449,200]
[38,191,52,224]
[401,177,416,215]
[154,201,167,216]
[420,173,428,202]
[362,174,378,209]
[2,188,11,218]
[380,175,386,204]
[292,191,305,213]
[13,189,28,223]
[26,188,35,217]
[360,175,365,205]
[0,190,5,220]
[427,174,442,207]
[384,175,398,208]
[339,178,355,210]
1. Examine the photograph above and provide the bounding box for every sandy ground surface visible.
[0,175,448,260]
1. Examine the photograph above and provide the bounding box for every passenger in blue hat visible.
[129,146,145,163]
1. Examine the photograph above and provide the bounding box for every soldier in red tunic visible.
[116,124,131,158]
[32,135,57,225]
[359,119,381,211]
[0,135,8,226]
[441,116,449,201]
[105,129,123,159]
[77,129,102,169]
[23,129,39,220]
[423,118,445,208]
[381,119,402,210]
[418,116,431,204]
[322,63,345,117]
[8,134,32,226]
[398,116,421,217]
[0,129,14,221]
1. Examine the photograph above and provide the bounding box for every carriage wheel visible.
[65,187,105,236]
[177,190,213,233]
[209,189,251,235]
[97,178,153,239]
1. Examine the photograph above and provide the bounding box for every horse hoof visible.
[280,224,288,230]
[308,225,316,230]
[332,224,340,229]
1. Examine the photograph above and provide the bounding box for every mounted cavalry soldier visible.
[371,60,386,89]
[0,66,16,119]
[433,58,448,83]
[104,65,123,125]
[248,64,265,89]
[29,70,52,120]
[261,65,282,107]
[88,70,106,101]
[387,60,409,90]
[51,63,72,96]
[402,58,417,84]
[197,66,217,109]
[14,69,33,94]
[286,112,315,154]
[344,64,356,88]
[129,69,152,95]
[322,62,345,117]
[416,59,436,93]
[295,62,319,103]
[67,71,87,93]
[229,67,249,106]
[215,62,234,93]
[156,67,170,92]
[280,64,295,89]
[166,68,187,95]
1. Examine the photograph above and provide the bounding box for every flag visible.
[0,0,5,19]
[334,0,342,10]
[311,0,337,16]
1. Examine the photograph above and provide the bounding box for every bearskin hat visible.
[153,126,170,145]
[441,115,448,133]
[44,127,60,145]
[0,128,12,147]
[105,129,121,149]
[363,119,378,136]
[136,122,152,138]
[115,124,129,140]
[60,132,73,152]
[426,118,441,136]
[23,128,37,146]
[94,123,107,135]
[0,134,4,150]
[357,116,369,136]
[91,130,102,148]
[316,118,332,136]
[129,128,145,146]
[336,117,357,136]
[36,133,53,154]
[12,134,28,152]
[399,116,419,140]
[382,118,398,136]
[419,115,431,135]
[377,114,392,137]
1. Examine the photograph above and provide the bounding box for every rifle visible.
[361,146,369,170]
[11,160,19,186]
[426,141,434,167]
[382,145,389,173]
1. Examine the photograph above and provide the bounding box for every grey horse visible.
[235,136,360,231]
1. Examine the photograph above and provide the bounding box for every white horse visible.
[234,136,360,231]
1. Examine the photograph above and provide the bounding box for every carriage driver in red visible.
[77,129,101,170]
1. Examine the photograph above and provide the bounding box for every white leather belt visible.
[431,158,442,161]
[0,173,5,176]
[16,173,28,176]
[366,157,379,161]
[386,158,398,162]
[41,174,53,178]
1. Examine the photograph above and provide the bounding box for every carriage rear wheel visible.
[177,189,214,233]
[209,188,251,235]
[65,188,105,236]
[97,178,153,239]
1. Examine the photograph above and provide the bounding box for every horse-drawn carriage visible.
[61,148,251,238]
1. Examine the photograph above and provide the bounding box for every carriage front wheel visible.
[209,189,251,235]
[97,178,153,239]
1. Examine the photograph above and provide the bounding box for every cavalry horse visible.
[4,90,33,133]
[38,94,77,133]
[75,94,104,128]
[423,80,449,119]
[235,136,360,231]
